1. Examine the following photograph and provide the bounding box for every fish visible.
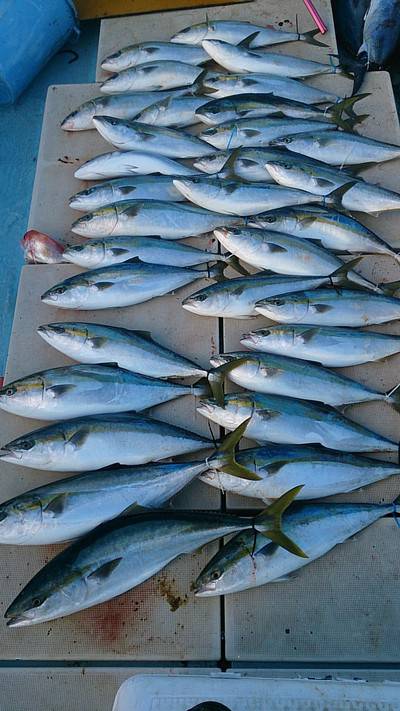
[37,322,207,379]
[173,177,324,216]
[195,93,367,129]
[5,489,304,625]
[0,413,214,471]
[194,499,398,596]
[0,422,255,545]
[356,0,400,92]
[249,206,400,260]
[101,41,209,72]
[213,226,356,276]
[40,260,223,310]
[194,147,290,182]
[74,151,199,180]
[60,91,190,131]
[0,363,210,420]
[181,264,368,319]
[209,351,400,408]
[197,392,398,452]
[202,37,346,78]
[62,235,238,271]
[334,0,369,57]
[136,95,209,128]
[201,72,340,104]
[198,117,336,151]
[0,461,208,545]
[255,287,400,327]
[101,61,204,94]
[264,157,400,214]
[193,150,233,175]
[93,116,214,158]
[21,230,64,264]
[241,324,400,368]
[271,129,400,166]
[71,200,238,239]
[170,19,326,48]
[69,176,185,211]
[203,442,400,501]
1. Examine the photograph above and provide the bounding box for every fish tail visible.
[208,356,250,406]
[380,279,400,296]
[208,419,261,481]
[254,486,308,558]
[302,28,328,48]
[204,261,226,281]
[191,376,213,398]
[224,254,251,276]
[329,94,370,130]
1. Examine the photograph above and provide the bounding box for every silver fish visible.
[137,95,209,127]
[193,150,233,175]
[60,91,189,131]
[0,363,209,420]
[69,176,185,211]
[199,117,336,151]
[173,177,323,216]
[255,288,400,327]
[210,351,399,408]
[195,94,366,129]
[5,489,302,626]
[202,443,400,502]
[359,0,400,68]
[201,72,340,104]
[0,461,207,545]
[194,500,397,596]
[182,266,360,319]
[62,235,231,270]
[74,151,199,180]
[71,200,238,239]
[101,41,209,72]
[249,206,400,260]
[101,61,204,94]
[202,38,344,78]
[213,226,349,276]
[265,157,400,214]
[41,261,222,310]
[197,392,398,452]
[194,147,288,182]
[0,413,213,471]
[37,322,207,379]
[255,285,400,326]
[171,20,326,48]
[241,324,400,368]
[272,130,400,166]
[93,116,214,157]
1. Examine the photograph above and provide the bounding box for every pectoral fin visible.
[87,558,123,581]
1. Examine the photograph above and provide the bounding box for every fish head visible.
[60,100,96,131]
[194,531,252,597]
[0,427,60,468]
[255,293,309,322]
[21,230,64,265]
[209,352,236,368]
[170,23,208,44]
[264,157,300,185]
[93,115,135,149]
[0,376,44,412]
[101,48,126,72]
[240,327,272,348]
[200,123,229,148]
[213,226,242,251]
[182,280,230,316]
[37,322,89,355]
[100,70,133,94]
[193,151,229,174]
[63,241,104,268]
[69,183,113,211]
[197,393,251,429]
[71,205,119,237]
[0,495,43,543]
[250,210,285,230]
[5,562,87,627]
[41,274,92,308]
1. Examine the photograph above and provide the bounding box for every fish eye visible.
[260,329,270,336]
[54,287,67,295]
[50,325,66,334]
[196,293,208,302]
[31,597,44,608]
[79,214,93,222]
[4,386,16,397]
[211,570,221,581]
[282,137,292,144]
[73,245,84,252]
[19,440,34,451]
[265,216,276,223]
[110,119,118,126]
[271,299,285,306]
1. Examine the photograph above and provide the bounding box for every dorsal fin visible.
[237,31,260,49]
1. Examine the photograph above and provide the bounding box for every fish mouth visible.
[60,115,75,130]
[196,400,215,417]
[6,613,35,628]
[240,332,257,345]
[193,581,217,596]
[41,289,58,304]
[0,448,20,461]
[209,354,230,367]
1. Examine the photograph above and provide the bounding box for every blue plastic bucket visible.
[0,0,79,105]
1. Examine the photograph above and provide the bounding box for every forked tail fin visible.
[208,356,250,405]
[255,486,308,558]
[208,419,261,481]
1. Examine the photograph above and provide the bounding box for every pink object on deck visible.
[303,0,328,34]
[21,229,65,264]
